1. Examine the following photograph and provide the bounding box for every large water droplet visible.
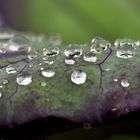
[6,65,17,74]
[64,44,82,58]
[41,70,55,78]
[71,70,87,85]
[116,44,135,59]
[121,79,130,87]
[43,47,59,57]
[83,52,97,62]
[16,73,32,86]
[91,37,111,53]
[65,57,75,65]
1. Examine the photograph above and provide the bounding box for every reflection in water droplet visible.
[91,37,111,53]
[83,52,97,62]
[43,47,59,57]
[71,70,87,85]
[42,70,55,78]
[65,57,75,65]
[16,73,32,86]
[121,79,130,87]
[116,44,135,59]
[6,65,17,74]
[41,82,47,87]
[64,44,82,58]
[3,80,8,85]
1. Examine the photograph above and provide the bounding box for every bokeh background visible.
[1,0,140,140]
[1,0,140,44]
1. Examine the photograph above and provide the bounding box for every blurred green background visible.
[1,0,140,140]
[1,0,140,44]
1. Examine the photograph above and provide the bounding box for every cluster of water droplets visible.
[114,38,139,59]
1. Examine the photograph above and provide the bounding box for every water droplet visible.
[91,37,111,53]
[121,79,130,87]
[71,70,87,85]
[43,47,59,57]
[113,78,118,82]
[3,80,8,85]
[41,82,47,87]
[16,73,32,86]
[105,68,110,71]
[6,65,17,74]
[64,44,82,58]
[40,67,44,71]
[0,85,3,88]
[83,52,97,62]
[42,70,55,78]
[116,44,135,58]
[65,57,75,65]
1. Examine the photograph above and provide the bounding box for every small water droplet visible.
[71,70,87,85]
[121,79,130,87]
[42,70,55,78]
[105,68,110,71]
[91,37,111,53]
[41,82,47,87]
[3,80,8,85]
[6,65,17,74]
[113,78,118,82]
[65,57,75,65]
[64,44,82,58]
[16,73,32,86]
[43,47,59,57]
[83,52,97,62]
[116,44,135,58]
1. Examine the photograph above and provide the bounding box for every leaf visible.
[0,31,140,137]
